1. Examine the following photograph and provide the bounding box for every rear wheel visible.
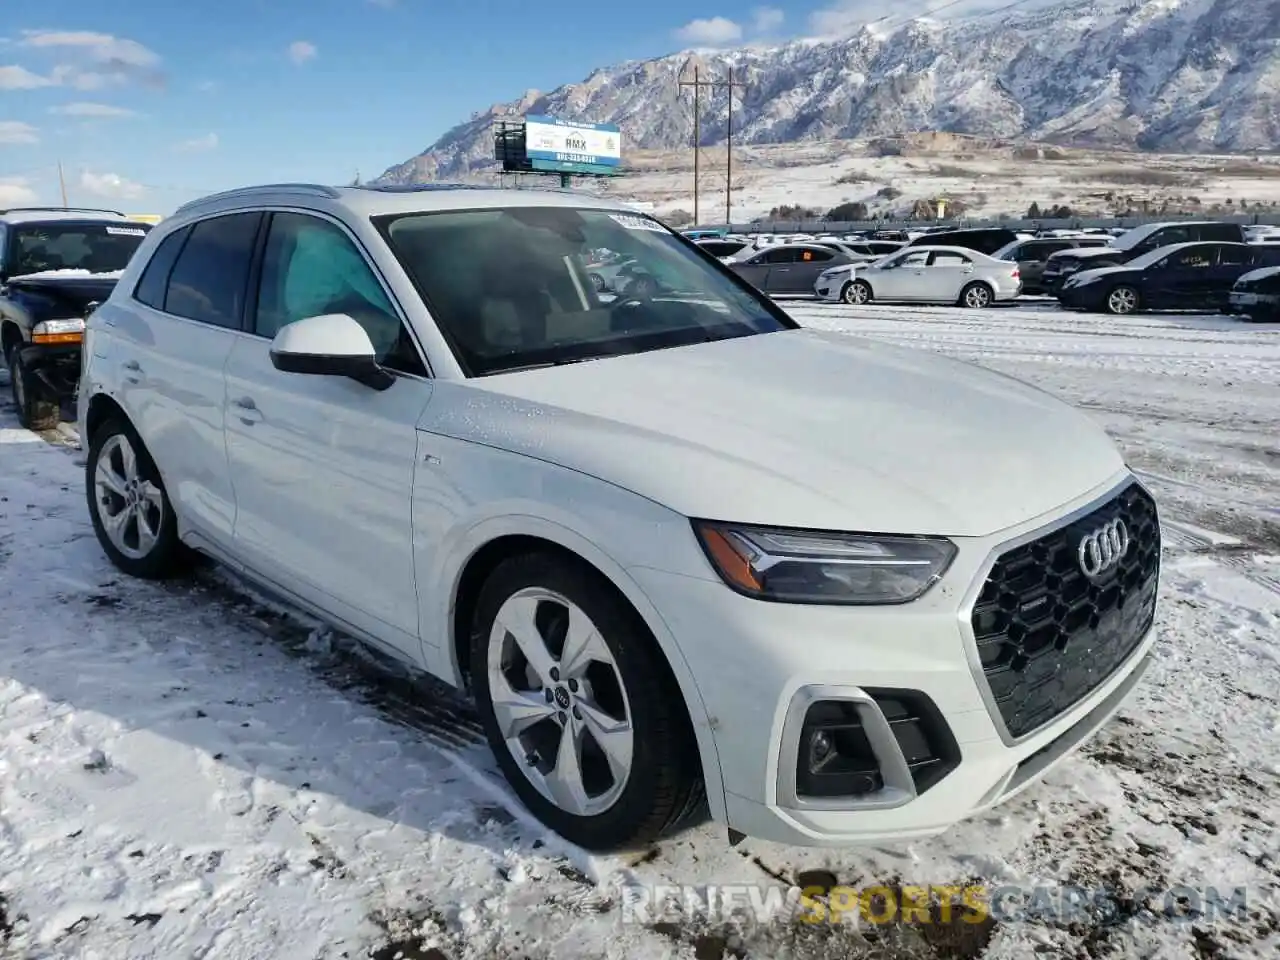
[843,279,872,305]
[7,347,60,431]
[959,282,993,309]
[85,418,191,579]
[1106,285,1139,315]
[469,552,701,851]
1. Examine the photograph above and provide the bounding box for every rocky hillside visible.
[375,0,1280,183]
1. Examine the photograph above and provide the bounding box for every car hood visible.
[1054,247,1119,262]
[424,329,1125,537]
[6,272,121,314]
[1068,265,1134,285]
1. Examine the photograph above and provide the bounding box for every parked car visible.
[815,245,1022,308]
[728,242,861,295]
[696,238,751,261]
[1042,221,1246,295]
[1,206,151,428]
[993,236,1113,295]
[79,183,1159,852]
[1057,242,1280,315]
[905,227,1019,256]
[1226,266,1280,322]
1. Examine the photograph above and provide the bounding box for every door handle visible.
[231,396,263,425]
[122,359,142,384]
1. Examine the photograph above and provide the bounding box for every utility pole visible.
[677,65,746,228]
[58,161,68,206]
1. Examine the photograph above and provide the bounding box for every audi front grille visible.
[970,482,1160,739]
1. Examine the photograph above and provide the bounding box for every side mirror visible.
[269,313,394,391]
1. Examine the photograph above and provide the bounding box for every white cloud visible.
[674,17,744,47]
[752,7,785,34]
[367,0,397,6]
[195,80,218,93]
[0,177,38,206]
[288,40,317,65]
[174,132,218,153]
[79,170,144,200]
[0,121,39,144]
[12,30,164,89]
[49,101,137,118]
[0,64,53,89]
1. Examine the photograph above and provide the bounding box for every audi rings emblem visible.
[1077,518,1130,580]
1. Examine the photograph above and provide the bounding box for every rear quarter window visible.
[133,227,191,309]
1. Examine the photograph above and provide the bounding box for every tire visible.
[469,551,701,851]
[959,282,993,309]
[1105,285,1140,315]
[85,417,191,579]
[8,347,60,431]
[842,279,872,305]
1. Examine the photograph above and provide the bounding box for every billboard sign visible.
[524,115,621,169]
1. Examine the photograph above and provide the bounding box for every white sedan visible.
[78,185,1156,851]
[815,245,1023,308]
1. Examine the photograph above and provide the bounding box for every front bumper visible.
[633,473,1158,846]
[1228,290,1279,317]
[17,342,82,400]
[1057,282,1106,311]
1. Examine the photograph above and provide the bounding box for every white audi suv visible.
[78,183,1160,851]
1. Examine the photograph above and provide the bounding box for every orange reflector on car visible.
[31,332,83,345]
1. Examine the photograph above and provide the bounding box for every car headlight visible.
[692,521,957,605]
[32,318,85,344]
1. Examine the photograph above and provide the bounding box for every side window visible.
[164,213,262,328]
[253,212,424,376]
[761,247,798,264]
[801,247,834,262]
[133,227,191,309]
[1195,223,1239,242]
[1143,227,1189,252]
[929,251,970,266]
[1171,246,1213,269]
[1039,241,1073,258]
[891,251,930,268]
[1217,245,1247,266]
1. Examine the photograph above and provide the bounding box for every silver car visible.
[728,242,863,296]
[814,245,1023,308]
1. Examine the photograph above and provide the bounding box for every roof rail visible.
[353,183,494,193]
[173,183,341,215]
[0,205,126,217]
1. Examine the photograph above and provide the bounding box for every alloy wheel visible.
[1107,287,1138,314]
[964,284,991,308]
[486,588,634,817]
[93,433,165,560]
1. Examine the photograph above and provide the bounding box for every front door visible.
[223,210,434,661]
[870,250,931,300]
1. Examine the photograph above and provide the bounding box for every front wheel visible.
[85,418,190,579]
[469,552,701,851]
[1106,285,1140,315]
[959,282,993,309]
[8,347,60,431]
[842,279,872,305]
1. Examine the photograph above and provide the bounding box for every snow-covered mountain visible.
[376,0,1280,183]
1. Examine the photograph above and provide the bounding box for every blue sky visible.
[0,0,1022,212]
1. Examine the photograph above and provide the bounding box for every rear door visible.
[922,250,974,300]
[112,212,262,547]
[783,245,837,293]
[1148,244,1217,308]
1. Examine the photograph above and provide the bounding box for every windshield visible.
[378,206,795,376]
[1126,245,1187,270]
[9,221,150,276]
[993,240,1020,260]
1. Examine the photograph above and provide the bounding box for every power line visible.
[677,65,746,226]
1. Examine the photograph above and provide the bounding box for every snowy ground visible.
[586,139,1280,222]
[1,302,1279,959]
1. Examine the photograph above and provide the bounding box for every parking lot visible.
[1,301,1277,959]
